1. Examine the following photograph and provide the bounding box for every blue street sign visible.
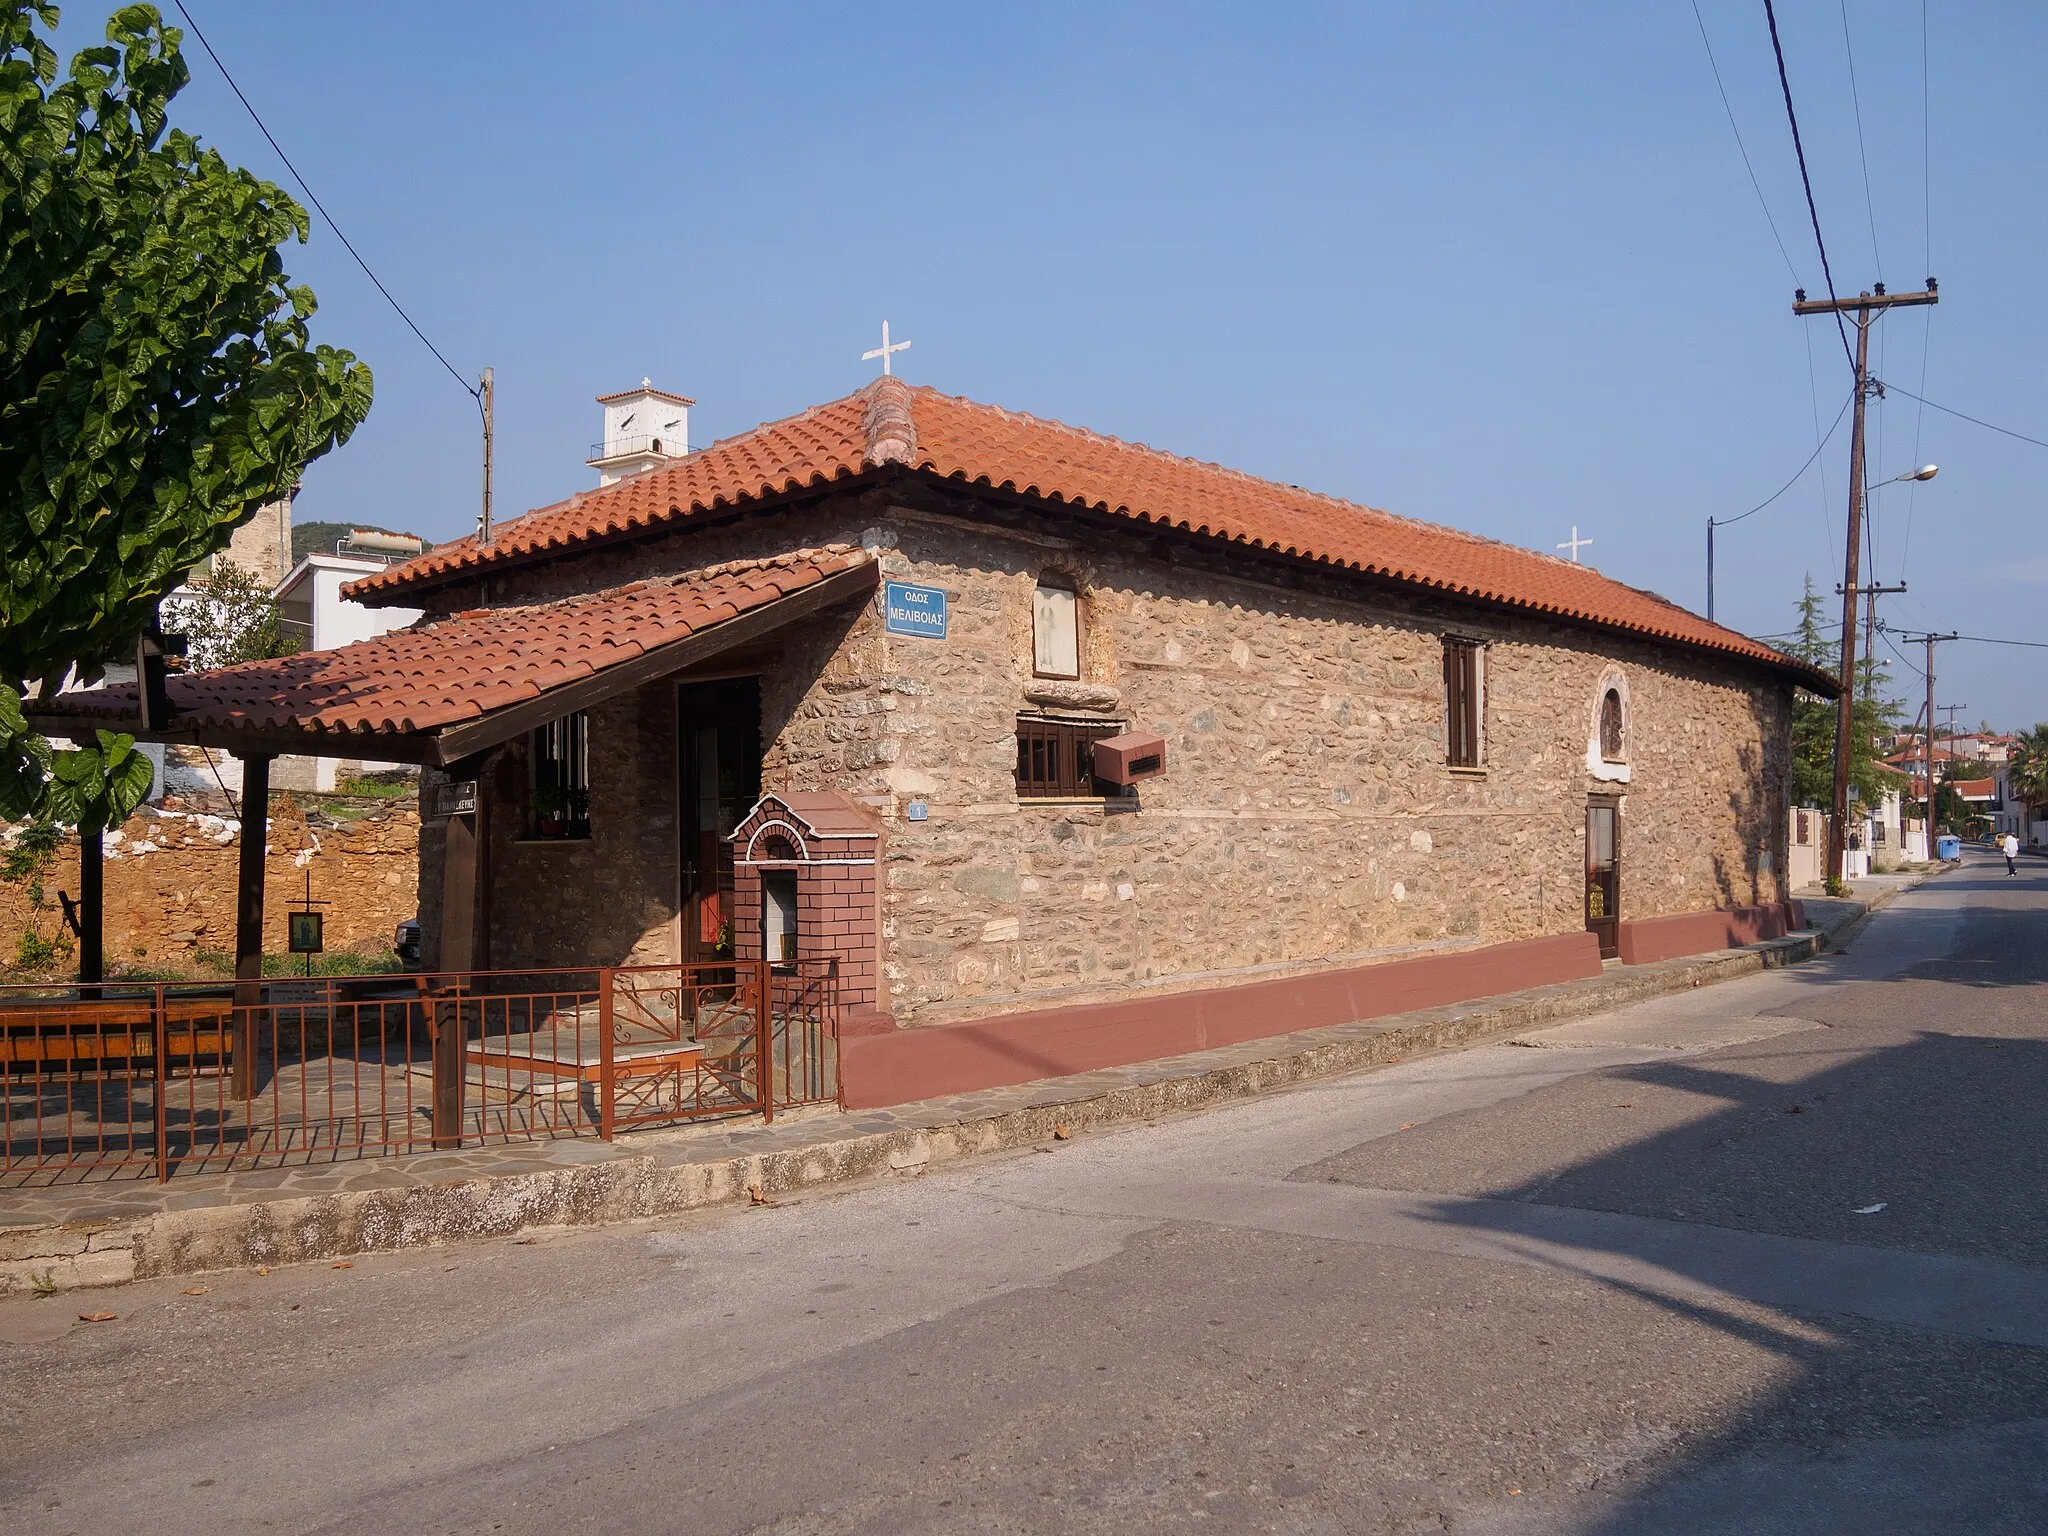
[884,581,949,640]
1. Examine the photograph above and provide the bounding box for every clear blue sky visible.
[56,2,2048,727]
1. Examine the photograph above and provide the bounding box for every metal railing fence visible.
[0,958,840,1185]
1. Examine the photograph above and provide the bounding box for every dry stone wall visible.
[0,799,417,975]
[758,509,1791,1026]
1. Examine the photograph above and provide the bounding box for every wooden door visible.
[1585,798,1620,959]
[677,680,761,965]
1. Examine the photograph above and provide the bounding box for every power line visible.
[169,1,479,405]
[1877,381,2048,452]
[1764,0,1856,373]
[1951,633,2048,652]
[1837,0,1883,280]
[1900,0,1933,582]
[1880,620,2048,651]
[1879,627,1926,681]
[1714,386,1855,527]
[1689,0,1801,284]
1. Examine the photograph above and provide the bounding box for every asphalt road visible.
[3,853,2044,1534]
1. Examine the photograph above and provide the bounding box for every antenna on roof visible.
[862,320,912,377]
[478,367,495,546]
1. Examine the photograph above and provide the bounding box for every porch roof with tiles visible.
[28,549,877,766]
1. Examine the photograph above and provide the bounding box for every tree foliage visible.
[1,1,372,687]
[168,558,301,669]
[1779,575,1904,811]
[0,2,370,830]
[2008,724,2048,815]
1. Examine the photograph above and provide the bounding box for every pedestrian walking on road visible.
[2003,831,2020,875]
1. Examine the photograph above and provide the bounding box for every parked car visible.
[394,916,421,966]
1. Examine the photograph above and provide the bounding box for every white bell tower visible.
[588,379,694,485]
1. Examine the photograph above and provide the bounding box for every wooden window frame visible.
[527,710,591,840]
[1443,637,1485,770]
[1598,687,1626,763]
[1032,580,1082,681]
[1015,715,1125,800]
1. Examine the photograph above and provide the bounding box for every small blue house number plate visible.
[884,582,948,640]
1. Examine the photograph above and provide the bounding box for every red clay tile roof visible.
[346,379,1830,690]
[36,548,872,746]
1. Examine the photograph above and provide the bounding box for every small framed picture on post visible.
[287,910,324,955]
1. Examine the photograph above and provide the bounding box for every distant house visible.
[270,536,425,791]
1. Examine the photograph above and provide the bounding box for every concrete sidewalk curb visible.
[0,881,1921,1294]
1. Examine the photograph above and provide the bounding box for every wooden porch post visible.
[231,754,272,1101]
[432,761,484,1149]
[77,820,104,988]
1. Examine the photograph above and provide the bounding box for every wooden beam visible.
[78,823,103,989]
[432,756,485,1150]
[430,561,879,763]
[1792,285,1938,316]
[21,717,441,765]
[231,754,271,1101]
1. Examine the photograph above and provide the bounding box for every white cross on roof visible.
[1557,526,1594,563]
[862,320,912,377]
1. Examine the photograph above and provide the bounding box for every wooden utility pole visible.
[478,367,495,546]
[1794,280,1938,886]
[1854,582,1908,699]
[1899,631,1955,856]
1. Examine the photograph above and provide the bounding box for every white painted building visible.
[268,540,425,792]
[274,551,423,656]
[587,380,693,485]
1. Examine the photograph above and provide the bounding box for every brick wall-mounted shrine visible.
[730,791,882,1018]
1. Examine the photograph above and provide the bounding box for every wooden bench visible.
[0,996,236,1076]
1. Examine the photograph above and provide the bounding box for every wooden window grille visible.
[529,711,591,839]
[1443,638,1484,769]
[1599,688,1625,762]
[1016,717,1123,799]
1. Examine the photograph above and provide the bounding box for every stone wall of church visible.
[757,509,1792,1027]
[410,498,1793,1030]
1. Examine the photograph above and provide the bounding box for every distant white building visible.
[268,533,425,791]
[274,547,423,656]
[587,379,693,485]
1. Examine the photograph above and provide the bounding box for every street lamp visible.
[1706,467,1940,624]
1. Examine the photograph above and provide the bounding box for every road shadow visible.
[1400,1026,2048,1530]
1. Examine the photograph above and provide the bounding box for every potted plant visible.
[532,783,569,838]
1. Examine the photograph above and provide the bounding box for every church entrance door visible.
[677,679,761,965]
[1585,796,1620,959]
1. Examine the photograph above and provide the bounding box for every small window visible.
[1599,688,1625,762]
[1016,716,1122,798]
[761,870,799,965]
[1033,582,1080,679]
[529,711,590,839]
[1443,638,1484,769]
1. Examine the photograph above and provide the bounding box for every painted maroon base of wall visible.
[1613,900,1807,967]
[838,931,1604,1110]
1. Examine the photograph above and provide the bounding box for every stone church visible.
[41,377,1831,1106]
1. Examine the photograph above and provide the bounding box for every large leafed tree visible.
[0,1,372,823]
